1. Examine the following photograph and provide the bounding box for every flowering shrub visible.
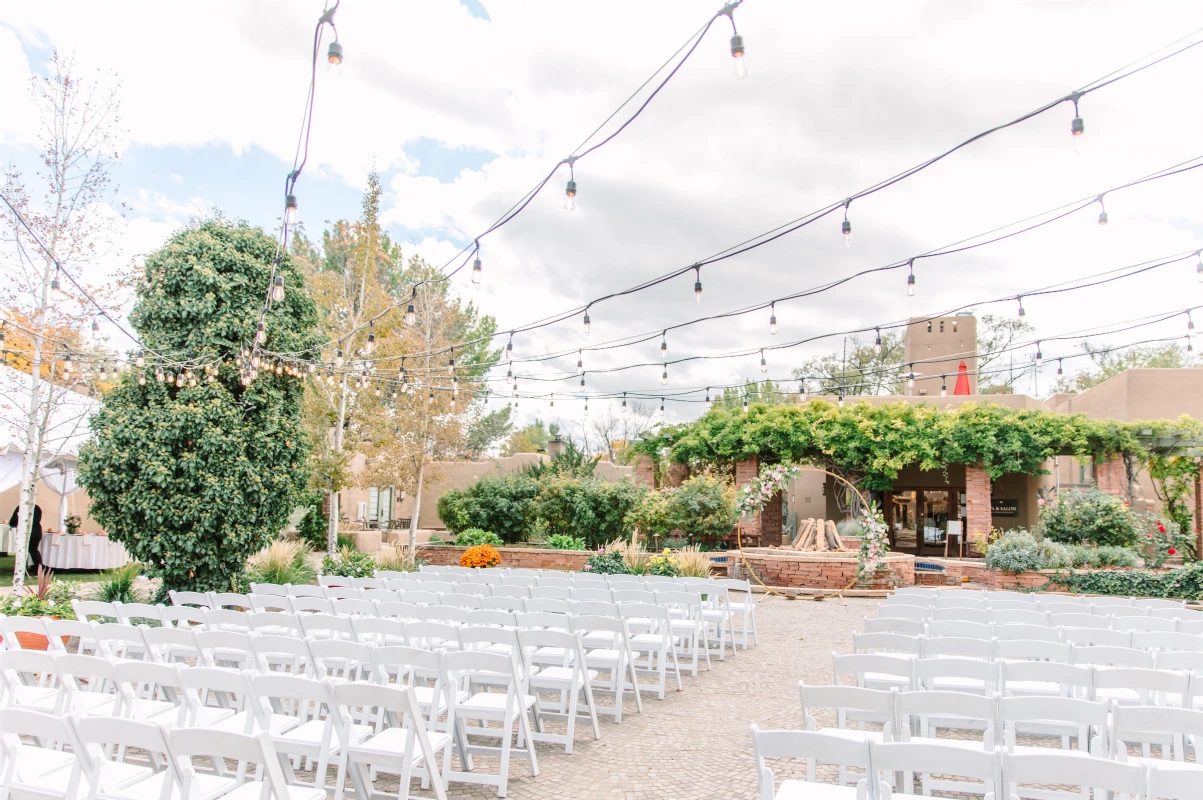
[646,549,680,577]
[735,463,801,518]
[1141,514,1190,568]
[1038,489,1141,548]
[321,546,377,578]
[856,505,890,580]
[583,547,629,574]
[460,544,502,568]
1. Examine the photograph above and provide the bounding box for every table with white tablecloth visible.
[39,533,129,570]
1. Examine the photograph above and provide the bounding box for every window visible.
[939,320,945,332]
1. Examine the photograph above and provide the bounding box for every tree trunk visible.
[328,374,350,555]
[408,459,425,556]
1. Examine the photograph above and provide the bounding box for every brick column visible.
[965,464,992,554]
[735,457,761,545]
[761,490,783,547]
[633,454,655,489]
[1095,457,1128,498]
[667,463,689,487]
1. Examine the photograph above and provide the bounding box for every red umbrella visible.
[953,361,972,395]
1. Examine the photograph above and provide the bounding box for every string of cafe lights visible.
[296,27,1203,372]
[258,0,753,361]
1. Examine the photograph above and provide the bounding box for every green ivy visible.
[1046,563,1203,600]
[78,221,318,595]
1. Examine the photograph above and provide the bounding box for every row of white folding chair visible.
[0,706,347,800]
[878,604,1203,631]
[861,619,1203,651]
[750,726,1200,800]
[799,683,1203,781]
[893,587,1188,609]
[833,650,1199,706]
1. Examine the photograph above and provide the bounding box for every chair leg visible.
[517,707,540,776]
[564,685,578,755]
[496,717,512,798]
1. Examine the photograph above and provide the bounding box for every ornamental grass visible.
[672,545,713,578]
[245,539,315,586]
[377,544,423,573]
[460,544,502,569]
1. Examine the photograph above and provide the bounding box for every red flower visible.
[1158,522,1166,533]
[1147,533,1154,539]
[1168,548,1177,555]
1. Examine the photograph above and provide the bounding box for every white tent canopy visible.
[0,364,98,530]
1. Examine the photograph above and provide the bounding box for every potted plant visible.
[0,566,76,650]
[65,514,81,536]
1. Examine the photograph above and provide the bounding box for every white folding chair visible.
[994,623,1062,643]
[166,591,209,610]
[798,682,896,752]
[914,656,998,694]
[571,614,643,722]
[250,582,289,596]
[1001,660,1092,699]
[481,597,525,612]
[350,616,407,647]
[248,594,292,613]
[528,586,570,601]
[1050,613,1111,630]
[892,587,938,600]
[991,609,1050,626]
[863,617,925,636]
[331,599,378,618]
[832,652,916,692]
[423,605,471,626]
[656,590,713,675]
[289,584,328,598]
[1092,665,1189,707]
[1135,631,1203,651]
[166,725,324,800]
[299,613,356,641]
[524,597,571,613]
[70,713,184,800]
[1064,628,1133,648]
[196,629,257,670]
[113,603,164,627]
[290,597,336,615]
[56,653,120,716]
[1073,646,1153,669]
[209,592,252,611]
[933,607,991,624]
[922,636,995,660]
[0,707,86,800]
[1115,616,1177,633]
[0,649,62,712]
[852,632,921,657]
[73,599,121,621]
[750,726,872,800]
[319,575,353,588]
[570,588,613,602]
[618,602,682,699]
[999,694,1107,755]
[896,689,995,746]
[1149,762,1203,800]
[248,610,304,637]
[324,587,364,601]
[308,638,375,682]
[996,639,1073,663]
[351,577,384,590]
[442,650,539,798]
[377,601,424,622]
[203,609,252,632]
[927,620,992,639]
[717,577,758,648]
[439,595,483,612]
[871,739,1000,798]
[252,634,315,677]
[329,681,450,800]
[112,659,192,725]
[1111,704,1203,769]
[490,586,530,600]
[1002,750,1145,800]
[519,628,601,754]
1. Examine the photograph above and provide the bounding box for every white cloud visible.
[5,0,1203,429]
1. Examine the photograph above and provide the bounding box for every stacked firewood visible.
[788,518,849,552]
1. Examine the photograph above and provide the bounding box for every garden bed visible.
[729,548,914,590]
[416,544,590,571]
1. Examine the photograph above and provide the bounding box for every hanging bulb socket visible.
[365,332,375,355]
[621,392,628,413]
[328,40,343,65]
[841,218,852,247]
[135,353,145,369]
[660,399,666,417]
[693,265,702,304]
[284,194,298,225]
[742,396,749,412]
[907,260,916,297]
[1071,116,1084,137]
[769,302,777,335]
[576,351,583,374]
[335,348,344,367]
[940,377,947,397]
[50,269,61,292]
[405,302,416,326]
[1097,195,1108,226]
[255,321,266,344]
[1057,359,1064,376]
[583,310,591,335]
[660,337,667,359]
[1017,296,1027,317]
[705,389,712,409]
[1035,342,1043,367]
[506,334,514,358]
[661,368,668,386]
[760,349,767,373]
[730,34,747,79]
[271,275,284,302]
[874,328,882,355]
[563,179,577,212]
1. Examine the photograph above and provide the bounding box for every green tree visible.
[462,406,514,460]
[505,419,556,455]
[794,332,905,396]
[975,313,1036,393]
[77,219,318,594]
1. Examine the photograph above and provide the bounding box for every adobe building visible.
[773,316,1203,558]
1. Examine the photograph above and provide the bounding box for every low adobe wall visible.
[916,560,1052,589]
[729,548,915,589]
[416,545,590,571]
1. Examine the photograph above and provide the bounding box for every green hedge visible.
[1047,563,1203,600]
[532,476,645,548]
[436,473,539,544]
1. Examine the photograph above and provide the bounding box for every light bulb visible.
[583,401,588,418]
[760,349,767,373]
[841,218,852,248]
[328,41,343,65]
[1098,209,1108,226]
[1035,344,1043,367]
[1057,360,1064,376]
[365,333,375,355]
[1017,298,1026,318]
[583,311,591,335]
[705,391,712,409]
[580,374,586,390]
[694,268,703,304]
[471,256,482,284]
[838,395,845,408]
[99,363,107,381]
[742,397,748,413]
[1188,313,1195,332]
[251,353,260,368]
[91,317,101,340]
[874,329,882,355]
[660,339,667,359]
[577,351,584,374]
[952,319,958,332]
[405,303,416,325]
[136,353,145,368]
[564,179,577,212]
[506,337,514,359]
[549,395,555,408]
[660,400,665,417]
[506,362,512,380]
[907,271,916,297]
[769,303,777,335]
[621,393,628,414]
[272,275,284,302]
[940,380,947,397]
[730,34,747,79]
[137,374,146,386]
[51,272,61,292]
[448,354,455,374]
[285,194,298,226]
[427,391,434,404]
[255,321,266,344]
[335,348,344,368]
[661,368,668,386]
[155,366,164,382]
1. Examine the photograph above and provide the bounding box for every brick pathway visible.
[406,594,873,799]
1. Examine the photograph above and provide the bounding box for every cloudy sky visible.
[4,0,1203,434]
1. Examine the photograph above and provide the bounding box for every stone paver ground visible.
[387,593,872,799]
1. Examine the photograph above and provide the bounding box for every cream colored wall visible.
[902,314,978,397]
[0,481,102,533]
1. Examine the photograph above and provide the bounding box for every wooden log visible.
[815,518,829,552]
[790,518,812,548]
[796,518,817,550]
[826,519,844,551]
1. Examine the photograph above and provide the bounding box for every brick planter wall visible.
[729,549,915,589]
[965,465,991,552]
[416,545,590,571]
[1095,457,1128,498]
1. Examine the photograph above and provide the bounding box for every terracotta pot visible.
[13,630,52,650]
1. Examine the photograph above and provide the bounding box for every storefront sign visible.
[991,498,1019,517]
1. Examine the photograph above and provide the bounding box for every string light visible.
[580,373,586,391]
[365,323,375,355]
[471,242,482,285]
[661,398,666,417]
[1188,311,1195,333]
[1069,91,1084,150]
[660,334,668,359]
[550,393,555,408]
[272,275,285,302]
[1057,359,1064,376]
[841,199,852,248]
[1188,336,1195,353]
[577,350,584,374]
[137,373,146,386]
[91,317,101,340]
[1017,296,1026,317]
[135,353,145,369]
[874,328,882,355]
[583,399,589,418]
[328,40,343,66]
[838,395,845,408]
[907,260,916,297]
[662,367,668,386]
[155,366,165,382]
[285,194,298,226]
[705,388,712,409]
[759,348,767,373]
[583,308,591,335]
[255,320,266,344]
[506,333,514,359]
[405,291,417,326]
[448,348,455,374]
[621,392,628,414]
[564,159,577,212]
[1035,341,1043,367]
[427,391,434,404]
[906,364,915,390]
[1096,194,1108,226]
[506,362,513,381]
[940,376,947,397]
[742,396,748,413]
[98,362,107,381]
[769,302,777,335]
[50,268,61,293]
[693,265,703,304]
